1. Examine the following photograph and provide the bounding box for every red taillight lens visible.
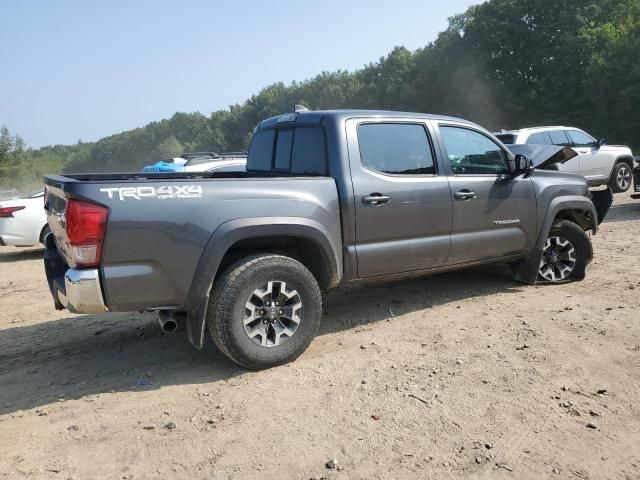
[65,199,108,267]
[0,206,25,217]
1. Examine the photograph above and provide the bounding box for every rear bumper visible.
[44,234,107,314]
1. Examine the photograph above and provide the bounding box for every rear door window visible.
[526,132,552,145]
[548,130,570,146]
[357,123,436,175]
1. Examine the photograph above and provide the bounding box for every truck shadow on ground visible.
[603,202,640,224]
[0,247,43,263]
[0,264,521,415]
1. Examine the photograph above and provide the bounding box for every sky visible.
[0,0,479,148]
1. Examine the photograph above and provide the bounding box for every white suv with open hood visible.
[495,127,634,193]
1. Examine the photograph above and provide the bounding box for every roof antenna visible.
[293,105,309,112]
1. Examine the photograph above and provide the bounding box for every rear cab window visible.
[247,127,327,175]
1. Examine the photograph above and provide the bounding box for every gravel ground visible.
[1,192,639,480]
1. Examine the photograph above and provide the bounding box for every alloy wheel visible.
[617,164,632,191]
[538,235,577,281]
[243,280,302,347]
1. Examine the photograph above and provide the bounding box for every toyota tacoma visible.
[43,109,611,370]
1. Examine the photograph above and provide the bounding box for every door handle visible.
[362,193,391,206]
[454,190,478,200]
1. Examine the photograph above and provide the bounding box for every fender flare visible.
[535,196,598,251]
[185,217,342,349]
[514,196,598,285]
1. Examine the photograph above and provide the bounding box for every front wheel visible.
[537,220,592,283]
[208,254,322,370]
[609,161,632,193]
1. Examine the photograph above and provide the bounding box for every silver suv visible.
[495,127,634,193]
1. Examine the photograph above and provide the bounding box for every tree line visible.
[1,0,638,192]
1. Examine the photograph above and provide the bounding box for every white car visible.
[182,152,247,173]
[0,190,48,246]
[495,127,635,192]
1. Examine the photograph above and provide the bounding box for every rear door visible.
[346,118,452,278]
[435,123,537,265]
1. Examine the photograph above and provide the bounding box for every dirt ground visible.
[1,193,639,480]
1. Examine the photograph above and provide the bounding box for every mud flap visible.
[590,187,613,225]
[186,300,207,349]
[511,250,543,285]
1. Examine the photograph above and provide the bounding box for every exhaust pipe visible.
[158,311,179,334]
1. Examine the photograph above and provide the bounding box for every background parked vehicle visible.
[142,157,187,173]
[495,127,635,193]
[44,109,609,370]
[0,188,20,201]
[143,152,247,173]
[0,190,48,246]
[633,156,640,199]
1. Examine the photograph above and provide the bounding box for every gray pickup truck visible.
[43,109,611,370]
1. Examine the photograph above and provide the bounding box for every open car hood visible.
[507,144,578,169]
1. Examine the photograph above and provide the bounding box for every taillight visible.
[0,206,25,217]
[65,199,108,267]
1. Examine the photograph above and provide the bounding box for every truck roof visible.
[257,109,475,130]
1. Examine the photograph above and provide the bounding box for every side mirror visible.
[598,138,606,147]
[509,154,530,175]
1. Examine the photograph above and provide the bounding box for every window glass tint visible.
[247,129,275,171]
[526,132,551,145]
[291,127,326,175]
[357,123,435,175]
[566,129,595,147]
[495,134,516,144]
[548,130,570,146]
[274,130,293,170]
[440,126,509,175]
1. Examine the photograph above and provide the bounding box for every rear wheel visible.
[537,220,591,283]
[208,254,322,370]
[609,161,632,193]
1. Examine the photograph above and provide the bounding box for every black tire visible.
[609,161,633,193]
[537,220,592,283]
[208,254,322,370]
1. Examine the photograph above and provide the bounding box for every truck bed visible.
[44,173,342,312]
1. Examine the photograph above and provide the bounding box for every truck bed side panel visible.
[48,176,341,311]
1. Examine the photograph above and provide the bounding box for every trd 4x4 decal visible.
[99,185,203,201]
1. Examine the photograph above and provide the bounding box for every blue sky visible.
[0,0,478,147]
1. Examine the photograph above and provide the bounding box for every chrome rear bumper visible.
[55,268,108,314]
[44,234,107,314]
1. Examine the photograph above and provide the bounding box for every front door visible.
[565,129,611,182]
[436,124,537,265]
[346,119,453,278]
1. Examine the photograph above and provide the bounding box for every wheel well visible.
[616,156,633,168]
[38,224,51,244]
[216,236,333,289]
[554,209,592,232]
